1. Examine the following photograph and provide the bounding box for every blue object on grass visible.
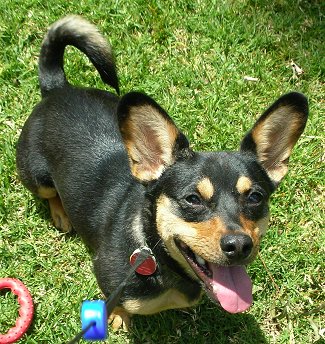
[81,300,108,340]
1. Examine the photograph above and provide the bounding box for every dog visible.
[16,15,308,329]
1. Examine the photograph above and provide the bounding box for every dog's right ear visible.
[117,92,189,182]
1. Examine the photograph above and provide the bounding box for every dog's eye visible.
[185,194,202,206]
[247,191,263,205]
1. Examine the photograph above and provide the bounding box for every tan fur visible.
[236,176,252,194]
[48,195,72,232]
[123,288,199,315]
[37,186,57,199]
[185,217,227,262]
[156,195,198,279]
[109,307,131,331]
[157,194,269,267]
[239,214,269,258]
[252,106,304,182]
[197,177,214,201]
[256,215,270,237]
[156,194,227,268]
[121,105,179,181]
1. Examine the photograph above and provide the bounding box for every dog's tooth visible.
[195,253,206,266]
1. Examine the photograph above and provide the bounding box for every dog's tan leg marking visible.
[108,307,131,331]
[38,186,57,199]
[123,288,200,315]
[37,186,72,232]
[48,195,72,232]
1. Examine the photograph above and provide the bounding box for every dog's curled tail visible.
[39,15,119,96]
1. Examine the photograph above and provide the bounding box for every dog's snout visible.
[220,234,253,261]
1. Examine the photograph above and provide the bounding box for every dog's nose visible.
[220,234,253,261]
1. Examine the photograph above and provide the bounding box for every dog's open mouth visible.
[176,240,253,313]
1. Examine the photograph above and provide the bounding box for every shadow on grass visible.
[130,300,268,344]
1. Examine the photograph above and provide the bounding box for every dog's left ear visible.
[241,92,308,186]
[117,92,189,182]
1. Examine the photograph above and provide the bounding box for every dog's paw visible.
[52,211,72,232]
[108,307,131,331]
[48,196,72,232]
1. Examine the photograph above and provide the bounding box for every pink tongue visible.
[209,265,253,313]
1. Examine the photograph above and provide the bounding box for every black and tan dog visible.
[16,16,308,329]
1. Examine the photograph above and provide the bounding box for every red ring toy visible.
[0,278,34,344]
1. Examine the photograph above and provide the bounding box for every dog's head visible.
[117,92,308,313]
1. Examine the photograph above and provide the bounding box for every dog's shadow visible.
[129,299,268,344]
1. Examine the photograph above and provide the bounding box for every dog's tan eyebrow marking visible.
[236,176,252,194]
[197,177,214,201]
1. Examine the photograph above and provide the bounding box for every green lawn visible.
[0,1,324,343]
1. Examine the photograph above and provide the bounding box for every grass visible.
[0,0,324,343]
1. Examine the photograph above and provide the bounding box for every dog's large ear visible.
[117,92,189,182]
[241,92,308,186]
